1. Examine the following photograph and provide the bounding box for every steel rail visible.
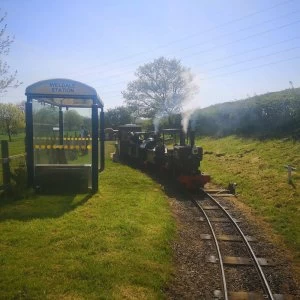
[204,191,275,300]
[191,195,228,300]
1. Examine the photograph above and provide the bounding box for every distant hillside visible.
[193,88,300,139]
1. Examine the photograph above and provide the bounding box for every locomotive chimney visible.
[179,126,186,146]
[189,120,195,147]
[190,130,195,147]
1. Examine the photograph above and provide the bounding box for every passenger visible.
[80,126,87,138]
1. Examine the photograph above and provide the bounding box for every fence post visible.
[284,165,296,183]
[1,140,10,187]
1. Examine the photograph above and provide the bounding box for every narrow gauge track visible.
[190,189,289,300]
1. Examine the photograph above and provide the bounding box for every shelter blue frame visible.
[25,78,105,193]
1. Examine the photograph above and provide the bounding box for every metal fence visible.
[0,140,26,190]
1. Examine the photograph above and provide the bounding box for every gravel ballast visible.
[164,183,300,299]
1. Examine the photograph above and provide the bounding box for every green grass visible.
[0,142,175,299]
[3,133,299,296]
[198,136,300,257]
[0,133,26,186]
[0,133,26,156]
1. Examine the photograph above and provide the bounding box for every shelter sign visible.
[26,78,98,97]
[25,78,103,108]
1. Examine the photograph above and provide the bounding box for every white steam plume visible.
[181,109,193,133]
[153,115,162,133]
[180,71,200,133]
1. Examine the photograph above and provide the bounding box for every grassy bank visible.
[198,136,300,257]
[0,142,175,299]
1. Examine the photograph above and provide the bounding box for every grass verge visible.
[0,133,25,156]
[198,136,299,259]
[0,142,175,299]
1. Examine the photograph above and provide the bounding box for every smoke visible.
[151,68,201,133]
[153,111,168,133]
[153,115,162,133]
[181,109,193,133]
[180,71,200,133]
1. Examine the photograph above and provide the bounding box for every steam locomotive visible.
[114,124,210,189]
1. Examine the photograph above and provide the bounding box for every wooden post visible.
[284,165,296,183]
[1,140,10,186]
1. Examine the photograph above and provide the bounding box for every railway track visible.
[190,189,293,300]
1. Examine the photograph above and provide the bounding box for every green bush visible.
[2,164,33,200]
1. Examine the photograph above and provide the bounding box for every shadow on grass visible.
[117,160,189,202]
[0,192,92,222]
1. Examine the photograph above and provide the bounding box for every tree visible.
[82,116,92,133]
[0,11,21,93]
[105,106,132,128]
[33,106,58,127]
[122,57,198,121]
[64,109,83,131]
[0,103,24,141]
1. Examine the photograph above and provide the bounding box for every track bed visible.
[164,183,299,299]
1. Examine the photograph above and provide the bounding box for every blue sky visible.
[1,0,300,111]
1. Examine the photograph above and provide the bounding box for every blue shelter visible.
[25,78,105,193]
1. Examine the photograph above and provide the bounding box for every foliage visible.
[105,105,132,128]
[82,116,92,133]
[64,109,83,131]
[2,163,31,200]
[199,136,300,259]
[0,12,21,93]
[0,103,24,141]
[33,105,58,126]
[193,88,300,139]
[32,105,92,136]
[32,106,59,136]
[122,56,198,119]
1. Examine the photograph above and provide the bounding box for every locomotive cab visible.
[117,124,142,160]
[173,144,203,175]
[140,135,166,166]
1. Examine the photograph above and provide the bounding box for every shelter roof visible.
[25,78,103,108]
